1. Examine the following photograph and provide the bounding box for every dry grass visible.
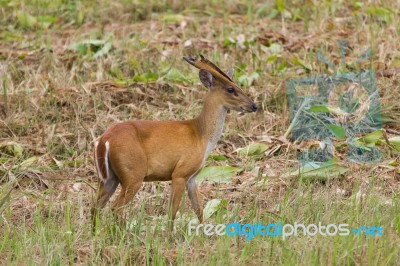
[0,0,400,265]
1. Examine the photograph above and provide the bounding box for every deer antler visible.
[183,55,239,88]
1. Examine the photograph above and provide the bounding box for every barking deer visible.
[92,55,257,229]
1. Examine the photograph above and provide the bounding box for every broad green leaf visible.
[327,124,346,139]
[389,136,400,151]
[238,72,260,86]
[309,105,330,113]
[348,138,373,151]
[197,166,240,183]
[203,199,222,220]
[281,161,349,182]
[309,105,347,116]
[358,130,383,145]
[237,143,269,157]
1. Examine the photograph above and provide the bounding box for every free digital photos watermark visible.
[188,221,384,241]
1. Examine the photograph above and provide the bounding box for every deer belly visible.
[143,158,175,182]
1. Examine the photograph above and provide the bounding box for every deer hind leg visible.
[109,176,145,228]
[93,168,120,209]
[111,179,144,214]
[91,181,118,231]
[108,143,147,222]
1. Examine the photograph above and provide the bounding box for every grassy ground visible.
[0,0,399,265]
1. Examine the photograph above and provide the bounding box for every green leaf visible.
[292,55,311,71]
[197,166,240,183]
[143,72,158,81]
[366,7,393,19]
[161,14,184,23]
[203,199,222,220]
[69,40,112,58]
[265,54,278,63]
[358,130,383,145]
[276,0,285,12]
[264,43,283,54]
[18,156,38,169]
[327,124,346,139]
[16,11,37,28]
[237,143,269,157]
[309,105,329,113]
[207,154,228,161]
[354,2,363,9]
[389,136,400,152]
[223,37,236,47]
[36,15,57,28]
[309,105,346,116]
[133,72,158,82]
[93,41,112,58]
[281,161,349,182]
[348,138,372,151]
[238,72,260,86]
[163,68,189,83]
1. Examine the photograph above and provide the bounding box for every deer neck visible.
[194,92,228,158]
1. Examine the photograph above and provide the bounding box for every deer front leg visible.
[186,177,203,223]
[168,177,186,230]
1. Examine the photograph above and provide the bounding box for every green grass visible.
[0,0,400,264]
[1,181,399,264]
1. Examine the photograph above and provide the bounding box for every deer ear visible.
[226,68,234,79]
[199,69,213,88]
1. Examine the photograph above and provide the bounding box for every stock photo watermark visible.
[188,220,384,241]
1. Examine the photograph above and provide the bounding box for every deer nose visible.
[251,103,258,112]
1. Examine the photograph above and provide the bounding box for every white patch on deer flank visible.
[104,141,110,183]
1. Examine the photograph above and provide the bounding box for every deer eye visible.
[227,87,235,94]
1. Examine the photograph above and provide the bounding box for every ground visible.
[0,0,399,265]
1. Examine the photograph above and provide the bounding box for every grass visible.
[1,0,400,265]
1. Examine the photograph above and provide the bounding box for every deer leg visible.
[168,177,186,230]
[111,180,144,215]
[186,177,203,223]
[91,182,110,230]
